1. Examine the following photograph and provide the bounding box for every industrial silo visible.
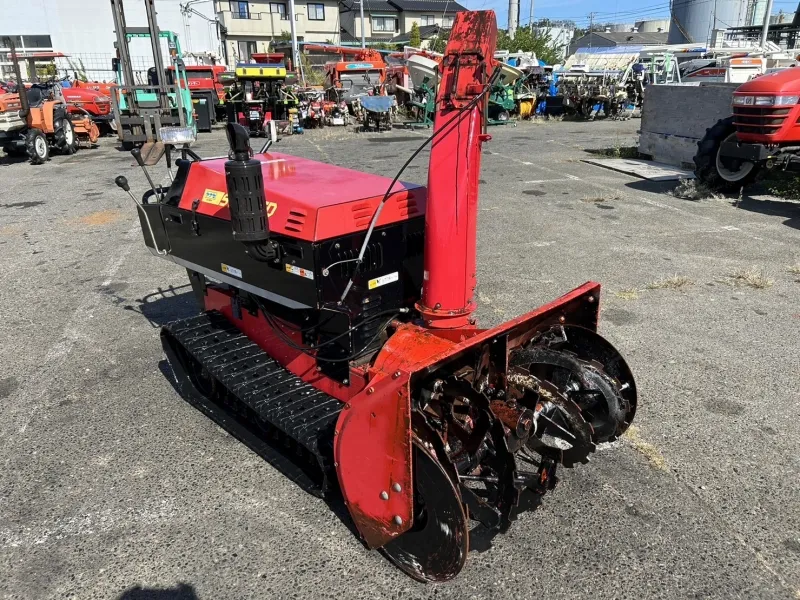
[745,0,768,26]
[635,18,670,32]
[668,0,748,44]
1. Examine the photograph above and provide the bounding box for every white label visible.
[332,117,344,125]
[368,272,399,290]
[249,110,261,120]
[221,263,242,278]
[285,264,314,280]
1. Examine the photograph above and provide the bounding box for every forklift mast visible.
[109,0,195,145]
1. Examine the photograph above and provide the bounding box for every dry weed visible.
[614,288,639,300]
[624,426,668,471]
[646,275,693,290]
[726,268,773,289]
[671,178,723,201]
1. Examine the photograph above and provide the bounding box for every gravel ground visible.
[0,118,799,600]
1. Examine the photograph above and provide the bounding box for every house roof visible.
[577,31,669,45]
[389,0,466,11]
[340,0,398,13]
[391,24,443,43]
[339,29,397,45]
[340,0,466,13]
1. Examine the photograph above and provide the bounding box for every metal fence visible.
[55,53,150,84]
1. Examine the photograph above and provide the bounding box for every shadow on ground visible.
[0,154,29,167]
[736,195,800,230]
[117,583,199,600]
[624,179,683,196]
[122,284,199,327]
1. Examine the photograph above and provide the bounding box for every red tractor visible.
[116,11,636,582]
[694,67,800,190]
[61,85,116,134]
[168,64,227,122]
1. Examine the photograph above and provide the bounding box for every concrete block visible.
[639,83,739,168]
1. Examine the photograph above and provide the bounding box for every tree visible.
[409,21,421,48]
[496,27,559,65]
[428,29,449,53]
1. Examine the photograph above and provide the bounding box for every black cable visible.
[336,63,503,303]
[265,304,402,349]
[254,297,402,362]
[266,310,398,363]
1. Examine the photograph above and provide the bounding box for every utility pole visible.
[588,11,595,48]
[528,0,534,32]
[288,0,300,72]
[760,0,775,47]
[360,0,366,49]
[508,0,519,39]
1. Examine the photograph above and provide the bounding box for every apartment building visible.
[216,0,342,62]
[339,0,465,47]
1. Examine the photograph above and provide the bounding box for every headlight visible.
[775,95,799,105]
[96,95,110,102]
[159,126,196,144]
[738,95,800,106]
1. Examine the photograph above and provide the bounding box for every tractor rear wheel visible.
[694,116,759,192]
[55,117,78,155]
[25,129,49,164]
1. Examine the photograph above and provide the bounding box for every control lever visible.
[258,120,277,154]
[131,148,161,200]
[115,175,167,256]
[165,145,174,182]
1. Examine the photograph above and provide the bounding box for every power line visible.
[524,0,723,27]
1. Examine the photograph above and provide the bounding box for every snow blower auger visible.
[117,10,637,582]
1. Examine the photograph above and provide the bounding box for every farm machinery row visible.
[553,47,681,120]
[0,39,100,164]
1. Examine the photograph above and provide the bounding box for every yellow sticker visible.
[285,264,314,280]
[201,189,279,217]
[368,272,399,290]
[202,189,228,207]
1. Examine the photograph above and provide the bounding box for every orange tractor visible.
[0,39,99,164]
[304,44,388,105]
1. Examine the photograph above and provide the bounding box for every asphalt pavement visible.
[0,118,798,600]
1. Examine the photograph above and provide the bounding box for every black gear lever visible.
[131,147,161,200]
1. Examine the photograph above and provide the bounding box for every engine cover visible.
[137,152,427,374]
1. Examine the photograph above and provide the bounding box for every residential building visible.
[534,26,575,61]
[389,23,446,48]
[0,0,220,81]
[339,0,465,47]
[215,0,342,63]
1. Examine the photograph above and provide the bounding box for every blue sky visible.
[460,0,800,32]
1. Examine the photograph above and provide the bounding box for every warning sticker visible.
[285,264,314,280]
[202,189,228,207]
[221,263,242,278]
[368,272,399,290]
[201,190,279,217]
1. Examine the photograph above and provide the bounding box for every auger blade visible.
[381,443,469,583]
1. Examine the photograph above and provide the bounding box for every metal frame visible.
[110,0,193,143]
